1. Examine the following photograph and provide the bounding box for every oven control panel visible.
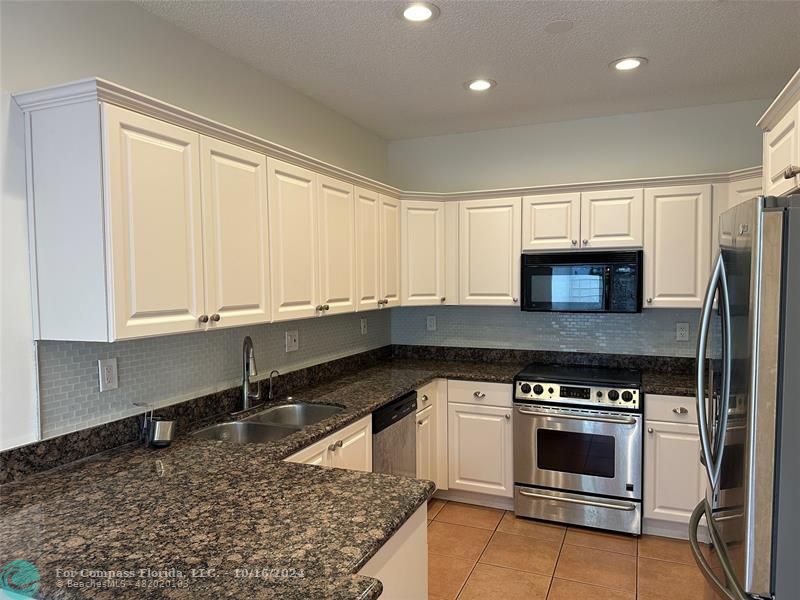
[515,380,640,410]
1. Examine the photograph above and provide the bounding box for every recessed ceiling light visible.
[402,2,439,22]
[466,79,496,92]
[610,57,648,71]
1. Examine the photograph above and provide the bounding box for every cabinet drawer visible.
[447,380,512,408]
[645,394,698,424]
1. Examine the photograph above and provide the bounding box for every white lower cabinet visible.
[285,416,372,472]
[644,395,707,530]
[447,399,513,498]
[415,405,434,482]
[415,379,448,491]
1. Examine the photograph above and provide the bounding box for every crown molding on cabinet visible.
[14,78,762,202]
[757,67,800,131]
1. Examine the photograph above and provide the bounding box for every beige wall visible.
[387,99,769,192]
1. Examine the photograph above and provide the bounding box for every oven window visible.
[537,429,616,478]
[527,266,605,311]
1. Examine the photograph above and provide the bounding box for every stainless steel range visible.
[513,364,643,535]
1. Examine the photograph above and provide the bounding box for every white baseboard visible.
[644,518,710,544]
[434,489,514,511]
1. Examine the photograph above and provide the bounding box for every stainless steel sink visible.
[244,402,343,427]
[192,421,299,443]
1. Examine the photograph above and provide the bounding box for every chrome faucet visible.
[242,336,261,410]
[268,369,280,401]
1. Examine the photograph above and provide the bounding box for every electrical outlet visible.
[98,358,118,392]
[285,330,299,352]
[426,316,437,332]
[676,322,690,342]
[360,318,368,335]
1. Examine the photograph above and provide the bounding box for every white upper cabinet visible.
[401,200,446,306]
[268,158,319,321]
[316,175,356,315]
[104,104,207,339]
[580,188,644,249]
[716,177,762,250]
[355,187,382,311]
[459,198,521,306]
[644,185,711,309]
[763,102,799,197]
[380,195,402,308]
[200,136,270,329]
[522,193,580,250]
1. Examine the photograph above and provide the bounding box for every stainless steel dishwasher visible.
[372,391,417,478]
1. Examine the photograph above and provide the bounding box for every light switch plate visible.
[98,358,118,392]
[360,318,368,335]
[285,330,299,352]
[676,322,690,342]
[426,316,437,332]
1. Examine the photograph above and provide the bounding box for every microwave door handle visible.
[697,254,723,489]
[603,267,612,310]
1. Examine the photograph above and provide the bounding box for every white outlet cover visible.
[676,322,690,342]
[98,358,118,392]
[285,330,299,352]
[426,316,437,332]
[360,318,368,335]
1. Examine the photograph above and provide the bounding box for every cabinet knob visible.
[328,444,337,452]
[316,305,324,311]
[421,394,429,402]
[505,413,511,420]
[440,297,446,303]
[322,304,330,311]
[198,314,209,323]
[473,391,486,399]
[646,298,653,304]
[647,427,654,434]
[512,297,519,303]
[335,440,343,448]
[417,420,423,425]
[582,239,589,245]
[210,313,221,322]
[571,240,577,246]
[673,406,689,415]
[783,165,800,179]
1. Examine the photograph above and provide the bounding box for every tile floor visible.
[427,499,721,600]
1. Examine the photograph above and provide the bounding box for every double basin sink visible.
[193,402,343,444]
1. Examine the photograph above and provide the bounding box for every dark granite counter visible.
[0,354,696,599]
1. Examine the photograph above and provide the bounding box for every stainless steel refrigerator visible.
[690,195,800,600]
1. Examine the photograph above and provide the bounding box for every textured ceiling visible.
[135,0,800,140]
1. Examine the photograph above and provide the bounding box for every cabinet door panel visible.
[201,137,270,328]
[522,193,580,250]
[448,402,513,497]
[380,195,401,307]
[580,188,644,249]
[355,187,382,311]
[459,198,521,306]
[401,200,445,306]
[644,185,711,309]
[331,417,372,472]
[716,177,762,251]
[644,421,706,523]
[268,159,318,321]
[416,405,434,481]
[317,175,356,315]
[763,104,799,197]
[103,104,205,339]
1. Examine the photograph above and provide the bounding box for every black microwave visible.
[520,250,643,313]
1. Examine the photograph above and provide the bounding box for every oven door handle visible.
[516,407,637,425]
[518,489,637,512]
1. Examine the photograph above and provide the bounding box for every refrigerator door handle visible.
[697,254,723,488]
[712,257,733,476]
[689,500,750,600]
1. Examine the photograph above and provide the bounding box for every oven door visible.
[513,403,643,500]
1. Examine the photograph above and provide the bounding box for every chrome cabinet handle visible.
[582,239,589,245]
[421,394,429,402]
[646,298,653,304]
[328,444,336,452]
[648,427,654,433]
[512,297,518,303]
[783,165,800,179]
[505,413,511,420]
[322,304,330,311]
[335,440,343,448]
[316,305,324,311]
[440,297,446,303]
[417,420,423,425]
[198,314,209,323]
[673,406,689,415]
[473,391,486,399]
[518,489,637,512]
[210,313,220,322]
[378,299,389,305]
[516,406,637,425]
[571,240,577,246]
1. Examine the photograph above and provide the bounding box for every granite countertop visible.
[0,357,694,599]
